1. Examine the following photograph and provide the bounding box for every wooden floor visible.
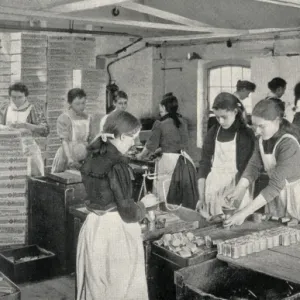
[19,275,75,300]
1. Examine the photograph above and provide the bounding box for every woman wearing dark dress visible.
[293,82,300,127]
[197,92,255,219]
[137,93,198,209]
[76,110,155,300]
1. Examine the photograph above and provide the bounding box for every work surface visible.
[217,223,300,285]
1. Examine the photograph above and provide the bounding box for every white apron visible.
[76,211,148,300]
[259,134,300,219]
[51,114,90,173]
[153,151,195,203]
[6,104,44,176]
[204,128,252,217]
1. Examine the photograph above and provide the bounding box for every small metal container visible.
[246,242,253,255]
[259,237,267,251]
[266,235,274,249]
[253,240,260,253]
[290,232,297,244]
[280,233,290,246]
[240,243,247,257]
[217,241,224,255]
[272,234,280,247]
[231,244,240,259]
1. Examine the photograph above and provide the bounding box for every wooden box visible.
[0,245,55,283]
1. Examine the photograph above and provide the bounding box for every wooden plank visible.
[218,250,300,285]
[0,5,217,32]
[270,244,300,259]
[48,0,131,13]
[119,2,211,28]
[252,0,300,9]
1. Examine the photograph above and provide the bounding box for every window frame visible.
[205,60,251,111]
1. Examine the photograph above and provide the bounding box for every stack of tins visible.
[0,33,11,106]
[0,129,28,248]
[46,36,74,171]
[10,33,48,164]
[73,69,106,116]
[217,226,300,259]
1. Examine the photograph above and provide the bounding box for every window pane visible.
[221,66,232,87]
[209,87,221,109]
[221,87,232,93]
[209,68,221,86]
[232,67,243,87]
[242,67,251,80]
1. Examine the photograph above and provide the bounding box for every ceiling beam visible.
[145,26,300,43]
[144,33,244,42]
[119,2,210,28]
[0,6,217,32]
[48,0,131,13]
[252,0,300,9]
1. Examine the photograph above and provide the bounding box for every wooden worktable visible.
[218,224,300,285]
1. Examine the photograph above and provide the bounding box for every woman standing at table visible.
[197,92,255,219]
[266,77,287,111]
[99,90,128,133]
[224,99,300,227]
[0,82,49,176]
[137,93,198,209]
[77,110,154,300]
[51,88,91,173]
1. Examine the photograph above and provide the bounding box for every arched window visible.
[208,64,252,112]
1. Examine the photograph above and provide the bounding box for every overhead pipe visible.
[0,23,142,38]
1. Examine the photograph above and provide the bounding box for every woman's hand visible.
[226,187,247,208]
[223,210,248,228]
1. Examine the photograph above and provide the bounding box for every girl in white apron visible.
[197,92,255,219]
[137,93,198,209]
[77,110,152,300]
[51,88,90,173]
[225,99,300,227]
[1,82,49,177]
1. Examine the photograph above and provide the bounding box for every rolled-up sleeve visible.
[145,120,161,153]
[242,140,264,184]
[108,163,146,223]
[261,138,300,203]
[57,113,72,142]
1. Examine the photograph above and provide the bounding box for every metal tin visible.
[217,241,224,255]
[246,242,253,255]
[253,240,260,253]
[231,244,240,259]
[253,213,263,223]
[280,233,290,246]
[259,237,267,251]
[266,235,273,249]
[240,243,247,257]
[272,234,280,247]
[290,232,297,244]
[296,231,300,242]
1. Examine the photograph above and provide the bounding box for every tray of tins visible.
[217,226,300,260]
[152,231,217,267]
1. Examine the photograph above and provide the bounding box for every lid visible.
[47,170,82,184]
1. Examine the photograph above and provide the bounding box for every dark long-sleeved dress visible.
[80,142,146,222]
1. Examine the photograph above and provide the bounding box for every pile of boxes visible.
[10,33,48,164]
[0,129,28,248]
